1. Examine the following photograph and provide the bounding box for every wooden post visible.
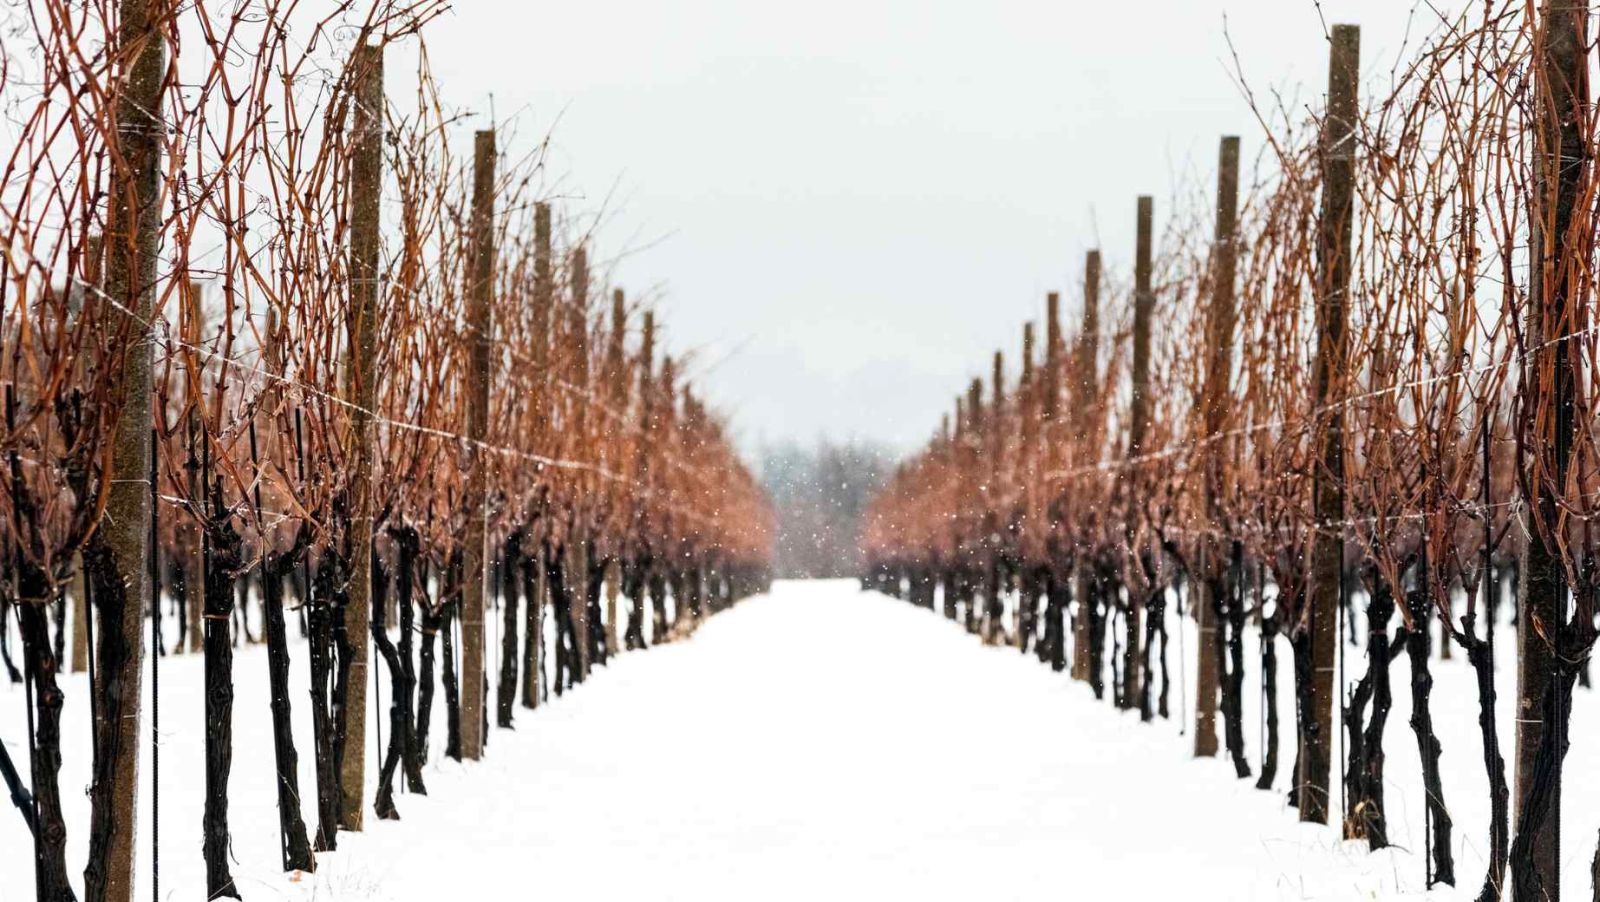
[460,128,496,761]
[1195,135,1240,758]
[568,245,594,671]
[1022,323,1036,386]
[1513,3,1586,897]
[967,380,983,437]
[637,308,656,484]
[1043,293,1060,477]
[986,350,1004,644]
[990,350,1004,485]
[991,353,1005,423]
[338,42,383,825]
[967,377,983,634]
[638,313,656,484]
[1071,251,1101,682]
[638,308,656,468]
[1304,24,1359,825]
[608,289,627,407]
[532,203,554,443]
[661,353,681,629]
[1121,196,1155,711]
[85,1,164,899]
[606,289,627,653]
[630,309,658,646]
[522,203,552,709]
[944,394,964,622]
[1042,291,1067,670]
[1018,322,1036,652]
[604,561,621,654]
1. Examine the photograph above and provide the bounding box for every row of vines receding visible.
[0,2,774,900]
[863,4,1597,899]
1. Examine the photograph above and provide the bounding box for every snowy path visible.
[306,578,1410,901]
[5,578,1575,900]
[286,576,1343,901]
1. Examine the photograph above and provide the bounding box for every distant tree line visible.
[761,440,890,579]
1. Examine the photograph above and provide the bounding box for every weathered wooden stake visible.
[1195,135,1240,759]
[1041,292,1067,670]
[1512,4,1587,899]
[1304,24,1359,826]
[85,2,164,898]
[606,289,627,653]
[568,245,593,672]
[1043,293,1060,480]
[985,350,1005,645]
[1122,196,1155,711]
[339,42,383,828]
[965,377,983,634]
[1017,322,1036,652]
[634,311,661,644]
[522,202,552,709]
[460,128,497,761]
[1071,252,1101,682]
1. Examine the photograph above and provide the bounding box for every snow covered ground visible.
[2,578,1597,900]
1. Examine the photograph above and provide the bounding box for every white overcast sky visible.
[413,0,1457,453]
